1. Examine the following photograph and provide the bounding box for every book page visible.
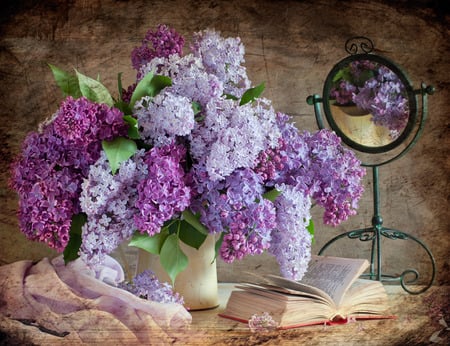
[339,279,389,316]
[237,283,331,304]
[261,276,334,305]
[300,256,369,306]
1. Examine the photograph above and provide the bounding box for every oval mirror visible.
[322,54,418,153]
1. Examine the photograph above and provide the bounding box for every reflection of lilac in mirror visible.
[358,66,409,139]
[331,61,410,139]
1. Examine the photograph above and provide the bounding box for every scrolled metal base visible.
[318,227,436,294]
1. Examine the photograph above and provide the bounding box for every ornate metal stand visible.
[318,165,436,294]
[307,37,436,294]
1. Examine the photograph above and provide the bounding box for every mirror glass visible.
[322,54,417,153]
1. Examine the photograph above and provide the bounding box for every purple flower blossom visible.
[119,270,184,305]
[11,26,367,283]
[10,97,128,252]
[139,54,224,109]
[248,312,278,332]
[360,66,410,137]
[265,113,366,227]
[131,24,185,73]
[189,97,279,181]
[191,167,276,263]
[331,60,409,137]
[79,150,147,268]
[134,144,192,236]
[135,90,195,147]
[191,29,251,98]
[269,184,312,280]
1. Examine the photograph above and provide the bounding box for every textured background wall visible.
[1,0,448,287]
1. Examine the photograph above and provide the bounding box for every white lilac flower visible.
[119,270,184,305]
[248,312,278,332]
[191,28,251,98]
[140,53,224,108]
[269,184,312,280]
[135,91,195,147]
[79,150,147,268]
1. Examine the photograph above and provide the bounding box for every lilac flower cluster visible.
[134,144,192,236]
[10,97,127,252]
[11,25,367,284]
[140,54,223,109]
[248,312,278,332]
[331,80,357,105]
[303,130,366,226]
[119,270,184,305]
[196,98,279,181]
[131,24,185,74]
[269,184,312,279]
[256,112,365,227]
[79,150,147,267]
[135,91,195,147]
[191,167,276,262]
[354,65,409,137]
[190,29,251,98]
[331,60,409,137]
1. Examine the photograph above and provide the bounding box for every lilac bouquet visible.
[330,60,410,138]
[10,25,366,284]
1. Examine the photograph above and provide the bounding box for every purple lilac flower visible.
[248,312,278,332]
[79,150,147,268]
[9,134,80,251]
[264,113,365,227]
[10,97,128,252]
[331,60,376,106]
[332,60,409,137]
[51,96,128,165]
[119,270,184,305]
[269,184,312,280]
[362,65,409,136]
[262,112,311,187]
[191,167,276,263]
[303,130,366,226]
[190,98,279,181]
[330,80,357,105]
[191,29,251,98]
[121,83,136,103]
[131,24,185,72]
[134,90,195,147]
[140,54,223,109]
[134,144,192,236]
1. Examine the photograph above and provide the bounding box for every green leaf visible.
[181,209,208,235]
[224,93,239,101]
[128,231,168,255]
[63,213,87,264]
[191,101,202,116]
[263,188,281,202]
[102,137,137,175]
[123,115,140,139]
[160,234,188,284]
[48,64,82,98]
[307,219,315,243]
[130,73,172,109]
[117,72,124,101]
[178,219,207,250]
[114,100,132,116]
[240,82,265,106]
[76,70,114,106]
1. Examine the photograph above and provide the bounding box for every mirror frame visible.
[322,53,418,154]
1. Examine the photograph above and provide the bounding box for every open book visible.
[219,256,393,329]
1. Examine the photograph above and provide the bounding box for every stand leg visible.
[317,166,436,294]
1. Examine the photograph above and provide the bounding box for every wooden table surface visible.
[173,283,449,345]
[1,283,448,345]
